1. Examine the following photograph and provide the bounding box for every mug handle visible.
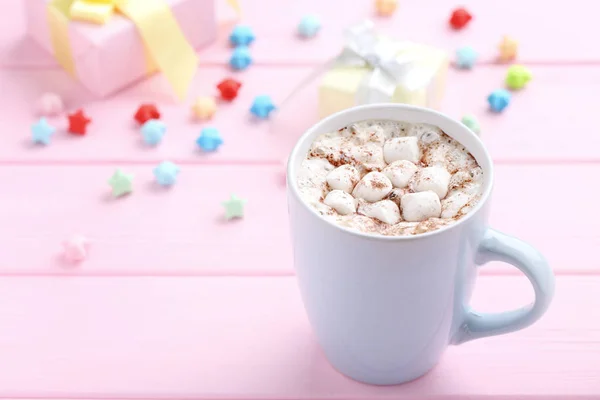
[452,228,556,345]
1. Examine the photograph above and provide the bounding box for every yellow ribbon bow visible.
[48,0,200,100]
[69,0,121,24]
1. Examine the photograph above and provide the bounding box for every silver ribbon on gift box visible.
[279,20,429,108]
[337,20,425,104]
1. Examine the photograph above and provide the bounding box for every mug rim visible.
[287,103,494,241]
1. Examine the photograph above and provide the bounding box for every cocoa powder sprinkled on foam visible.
[370,178,387,189]
[298,120,483,236]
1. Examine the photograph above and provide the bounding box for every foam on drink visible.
[296,120,483,236]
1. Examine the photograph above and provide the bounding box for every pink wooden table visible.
[1,0,599,399]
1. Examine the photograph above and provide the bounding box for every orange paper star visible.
[375,0,398,16]
[498,36,518,62]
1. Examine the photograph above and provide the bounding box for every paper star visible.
[505,65,532,90]
[449,7,472,30]
[196,127,223,152]
[297,15,321,38]
[31,118,56,145]
[250,95,276,119]
[67,109,91,135]
[141,120,167,145]
[229,46,252,70]
[153,161,180,186]
[217,78,242,101]
[222,194,247,220]
[134,103,161,125]
[108,169,134,197]
[229,25,255,46]
[62,234,90,263]
[461,114,481,134]
[455,46,477,69]
[498,36,518,62]
[487,89,512,113]
[36,92,64,117]
[375,0,398,16]
[192,96,217,120]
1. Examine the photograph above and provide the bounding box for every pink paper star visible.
[62,235,90,263]
[36,92,64,117]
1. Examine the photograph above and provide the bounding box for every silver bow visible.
[336,20,419,104]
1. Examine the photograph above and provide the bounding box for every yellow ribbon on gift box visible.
[47,0,240,100]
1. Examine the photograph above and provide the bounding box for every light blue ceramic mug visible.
[286,104,555,385]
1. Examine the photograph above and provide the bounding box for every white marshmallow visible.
[413,166,451,199]
[382,160,418,188]
[352,171,393,202]
[401,191,442,222]
[324,190,357,215]
[383,137,421,164]
[409,124,442,144]
[350,142,386,169]
[297,158,334,182]
[441,192,471,219]
[358,200,401,225]
[326,165,360,193]
[419,131,441,144]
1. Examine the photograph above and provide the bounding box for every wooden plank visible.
[3,0,600,66]
[0,66,599,163]
[199,0,600,65]
[0,165,289,275]
[0,165,595,275]
[442,65,600,162]
[0,66,303,163]
[0,276,597,398]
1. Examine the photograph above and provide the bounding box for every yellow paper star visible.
[375,0,398,16]
[192,96,217,120]
[498,36,518,62]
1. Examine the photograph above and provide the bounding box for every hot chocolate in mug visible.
[286,104,555,385]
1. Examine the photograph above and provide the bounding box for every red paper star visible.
[216,78,242,101]
[134,104,161,125]
[67,109,92,135]
[449,8,472,30]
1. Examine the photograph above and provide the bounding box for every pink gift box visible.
[25,0,217,97]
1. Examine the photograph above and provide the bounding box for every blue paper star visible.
[455,46,477,69]
[31,117,56,145]
[229,46,253,70]
[487,89,512,112]
[141,120,166,145]
[297,15,321,38]
[153,161,180,186]
[250,95,276,119]
[196,127,223,152]
[229,25,255,46]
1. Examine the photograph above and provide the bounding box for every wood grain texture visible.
[0,276,597,399]
[1,65,600,163]
[0,0,596,398]
[3,0,600,66]
[0,165,595,276]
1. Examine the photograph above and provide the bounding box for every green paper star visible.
[461,114,481,134]
[222,194,247,220]
[108,169,134,197]
[505,65,532,90]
